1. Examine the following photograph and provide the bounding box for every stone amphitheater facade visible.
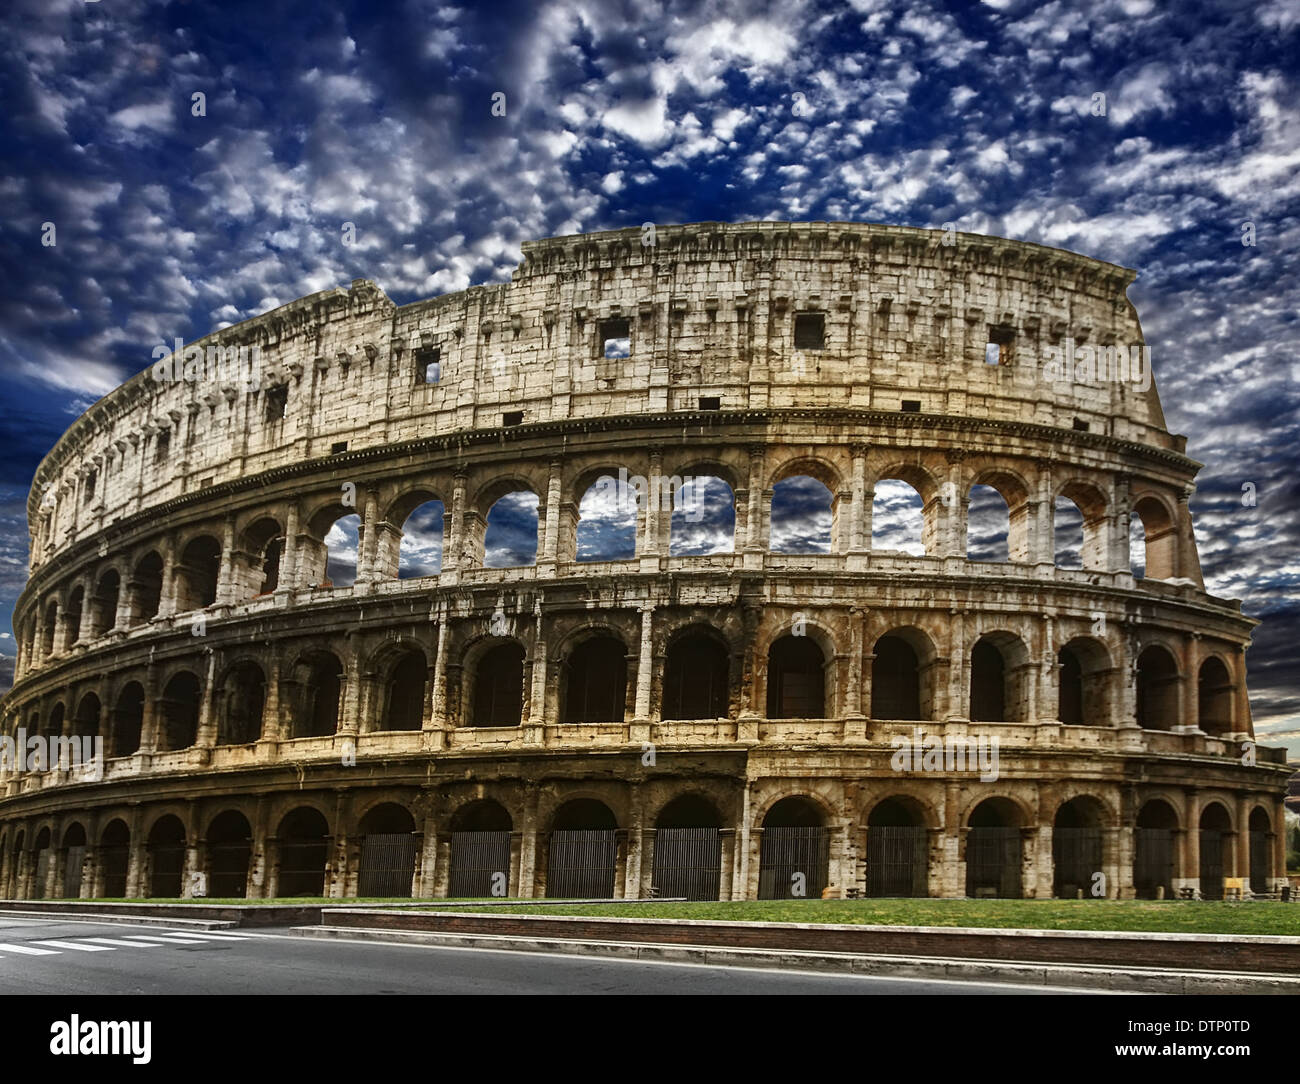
[0,220,1289,904]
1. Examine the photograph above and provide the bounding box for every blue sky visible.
[0,0,1296,749]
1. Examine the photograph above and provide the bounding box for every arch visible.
[1197,656,1233,737]
[239,516,283,597]
[379,647,427,731]
[322,513,362,588]
[871,629,936,721]
[970,632,1030,722]
[560,635,628,723]
[546,798,618,899]
[769,475,833,554]
[1135,644,1180,730]
[1058,480,1108,570]
[966,484,1010,562]
[1053,495,1084,569]
[758,796,829,900]
[575,475,636,562]
[1058,636,1112,726]
[866,796,929,897]
[99,819,130,897]
[1134,798,1179,899]
[41,599,58,655]
[146,814,186,898]
[1131,494,1176,580]
[43,702,65,742]
[1052,796,1106,898]
[466,640,525,727]
[72,693,100,740]
[158,671,201,751]
[63,586,84,651]
[31,827,53,899]
[129,551,164,625]
[398,499,445,579]
[175,535,221,611]
[871,477,927,555]
[669,475,735,556]
[653,794,723,901]
[451,798,513,833]
[965,797,1023,898]
[286,651,342,739]
[277,806,330,897]
[1199,802,1233,900]
[448,799,513,898]
[61,822,88,898]
[89,569,121,637]
[356,803,417,898]
[1249,806,1272,894]
[206,810,253,898]
[217,661,266,745]
[662,629,729,720]
[766,634,826,719]
[483,490,539,568]
[111,682,144,757]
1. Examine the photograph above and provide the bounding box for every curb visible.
[286,923,1300,994]
[0,908,239,930]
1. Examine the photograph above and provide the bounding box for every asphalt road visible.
[0,915,1084,995]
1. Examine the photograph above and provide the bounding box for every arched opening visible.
[449,799,513,899]
[243,518,283,597]
[1249,807,1271,895]
[399,500,445,578]
[1053,496,1084,569]
[1199,803,1231,901]
[146,815,186,898]
[1058,637,1111,726]
[653,795,723,901]
[99,820,130,897]
[871,478,926,555]
[159,671,201,751]
[1197,657,1233,737]
[323,514,361,587]
[770,475,832,554]
[965,798,1023,898]
[63,587,84,651]
[286,652,342,738]
[1136,645,1179,730]
[111,683,144,757]
[546,799,617,899]
[468,642,525,727]
[871,632,929,721]
[175,536,221,611]
[277,807,330,897]
[380,648,427,731]
[218,662,266,745]
[669,475,735,556]
[575,476,636,561]
[356,803,417,898]
[966,484,1010,562]
[866,797,928,897]
[1052,797,1105,898]
[484,491,539,568]
[560,636,627,723]
[42,703,64,742]
[766,635,826,719]
[61,823,87,899]
[1131,496,1176,580]
[129,552,164,625]
[759,796,828,900]
[206,811,253,899]
[970,633,1029,722]
[89,570,120,637]
[1134,799,1178,899]
[32,828,52,900]
[72,693,100,740]
[41,600,58,655]
[661,630,729,720]
[1060,481,1108,569]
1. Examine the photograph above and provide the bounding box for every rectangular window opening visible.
[901,400,921,413]
[986,324,1015,365]
[265,385,288,421]
[83,472,96,505]
[414,346,440,385]
[155,430,170,461]
[699,396,721,411]
[601,318,631,359]
[331,441,349,454]
[1072,418,1089,432]
[794,313,825,350]
[503,410,524,427]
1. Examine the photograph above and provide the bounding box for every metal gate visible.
[449,831,512,898]
[1134,828,1174,899]
[1052,827,1103,898]
[63,845,86,899]
[278,840,327,897]
[32,849,52,900]
[652,828,721,900]
[149,844,185,898]
[207,842,251,898]
[100,846,129,897]
[357,833,416,897]
[547,829,616,898]
[965,827,1022,898]
[1199,829,1225,900]
[758,827,829,900]
[866,826,927,897]
[1249,831,1269,894]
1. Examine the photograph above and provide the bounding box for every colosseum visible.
[0,220,1289,905]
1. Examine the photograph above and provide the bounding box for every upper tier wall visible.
[28,221,1170,570]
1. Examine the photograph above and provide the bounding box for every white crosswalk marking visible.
[0,943,61,955]
[32,940,114,952]
[80,937,163,948]
[155,931,253,940]
[123,934,209,944]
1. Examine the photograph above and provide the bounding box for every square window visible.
[265,385,288,421]
[699,396,721,411]
[331,441,349,454]
[901,399,921,413]
[984,342,1001,365]
[794,313,825,350]
[83,472,96,504]
[601,318,631,359]
[1072,418,1089,432]
[986,324,1015,365]
[503,410,524,427]
[414,346,440,384]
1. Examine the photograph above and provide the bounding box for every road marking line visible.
[80,937,163,948]
[0,943,61,955]
[122,934,209,944]
[32,940,114,952]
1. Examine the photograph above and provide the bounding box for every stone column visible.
[947,610,967,720]
[1183,634,1200,732]
[849,445,869,552]
[278,503,300,592]
[1180,789,1200,897]
[181,803,203,898]
[125,808,146,898]
[633,606,654,722]
[538,459,563,576]
[744,446,765,564]
[215,515,237,605]
[195,650,219,748]
[517,786,540,898]
[625,785,644,899]
[355,487,379,583]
